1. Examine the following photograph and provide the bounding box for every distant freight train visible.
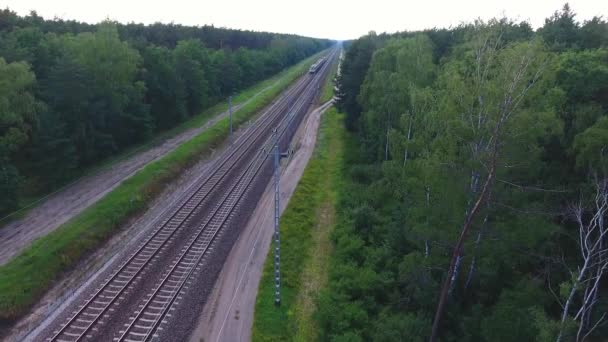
[308,57,326,74]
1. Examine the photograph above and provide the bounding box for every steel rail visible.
[117,128,267,342]
[48,70,313,342]
[117,50,337,342]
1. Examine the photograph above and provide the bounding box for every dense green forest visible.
[320,4,608,341]
[0,9,331,215]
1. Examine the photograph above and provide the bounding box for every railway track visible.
[117,127,266,342]
[45,48,337,342]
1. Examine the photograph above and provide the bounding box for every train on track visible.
[309,56,326,74]
[41,48,338,342]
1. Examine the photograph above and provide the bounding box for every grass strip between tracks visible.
[252,106,345,341]
[0,52,322,322]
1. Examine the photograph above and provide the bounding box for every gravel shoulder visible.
[187,100,334,342]
[0,90,267,266]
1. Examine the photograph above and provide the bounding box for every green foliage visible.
[252,108,345,341]
[544,47,608,183]
[556,48,608,109]
[373,312,428,342]
[579,16,608,49]
[319,57,338,103]
[358,34,436,160]
[0,58,41,214]
[321,5,608,341]
[480,280,547,341]
[572,116,608,171]
[539,4,608,51]
[60,23,152,158]
[141,45,187,130]
[336,33,379,130]
[173,39,209,116]
[0,58,38,154]
[539,3,580,51]
[0,54,319,322]
[531,308,562,342]
[0,10,332,215]
[26,109,77,187]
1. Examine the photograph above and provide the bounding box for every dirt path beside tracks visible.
[0,90,268,266]
[188,100,334,342]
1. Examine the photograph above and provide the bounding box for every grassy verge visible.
[252,107,345,341]
[0,52,323,323]
[319,55,339,103]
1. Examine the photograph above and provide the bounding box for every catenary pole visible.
[228,95,233,141]
[271,128,289,306]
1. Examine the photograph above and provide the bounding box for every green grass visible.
[0,52,324,323]
[319,56,339,103]
[252,107,345,341]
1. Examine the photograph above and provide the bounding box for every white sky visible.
[2,0,606,40]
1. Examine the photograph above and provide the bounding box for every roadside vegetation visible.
[319,56,339,103]
[252,106,345,342]
[0,53,320,323]
[319,4,608,341]
[0,9,331,218]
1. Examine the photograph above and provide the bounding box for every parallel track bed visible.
[46,49,338,342]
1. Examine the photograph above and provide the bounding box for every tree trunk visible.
[559,179,608,342]
[425,185,431,258]
[385,125,389,161]
[557,267,586,342]
[464,215,488,292]
[448,255,463,296]
[404,115,413,166]
[429,162,496,342]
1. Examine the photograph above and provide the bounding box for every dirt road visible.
[0,89,269,266]
[187,100,334,342]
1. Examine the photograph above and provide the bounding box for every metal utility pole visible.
[271,129,289,306]
[228,95,233,142]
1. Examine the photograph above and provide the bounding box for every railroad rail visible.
[47,49,337,342]
[119,62,332,341]
[117,124,267,341]
[48,77,308,342]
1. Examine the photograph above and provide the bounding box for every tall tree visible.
[540,3,580,51]
[430,34,552,341]
[337,32,379,130]
[580,16,608,49]
[173,39,209,116]
[63,22,151,159]
[0,58,40,213]
[141,45,187,130]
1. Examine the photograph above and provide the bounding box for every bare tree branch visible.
[556,178,608,342]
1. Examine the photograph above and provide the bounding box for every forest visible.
[0,9,331,216]
[320,4,608,341]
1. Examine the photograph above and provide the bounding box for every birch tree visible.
[557,178,608,342]
[430,31,550,341]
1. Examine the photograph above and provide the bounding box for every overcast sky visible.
[3,0,606,40]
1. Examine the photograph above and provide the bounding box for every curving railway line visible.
[42,48,338,342]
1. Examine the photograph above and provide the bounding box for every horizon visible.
[2,0,607,40]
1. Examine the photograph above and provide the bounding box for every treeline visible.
[0,9,319,50]
[0,9,331,215]
[321,4,608,341]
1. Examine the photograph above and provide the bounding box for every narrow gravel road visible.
[188,100,334,342]
[0,88,269,266]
